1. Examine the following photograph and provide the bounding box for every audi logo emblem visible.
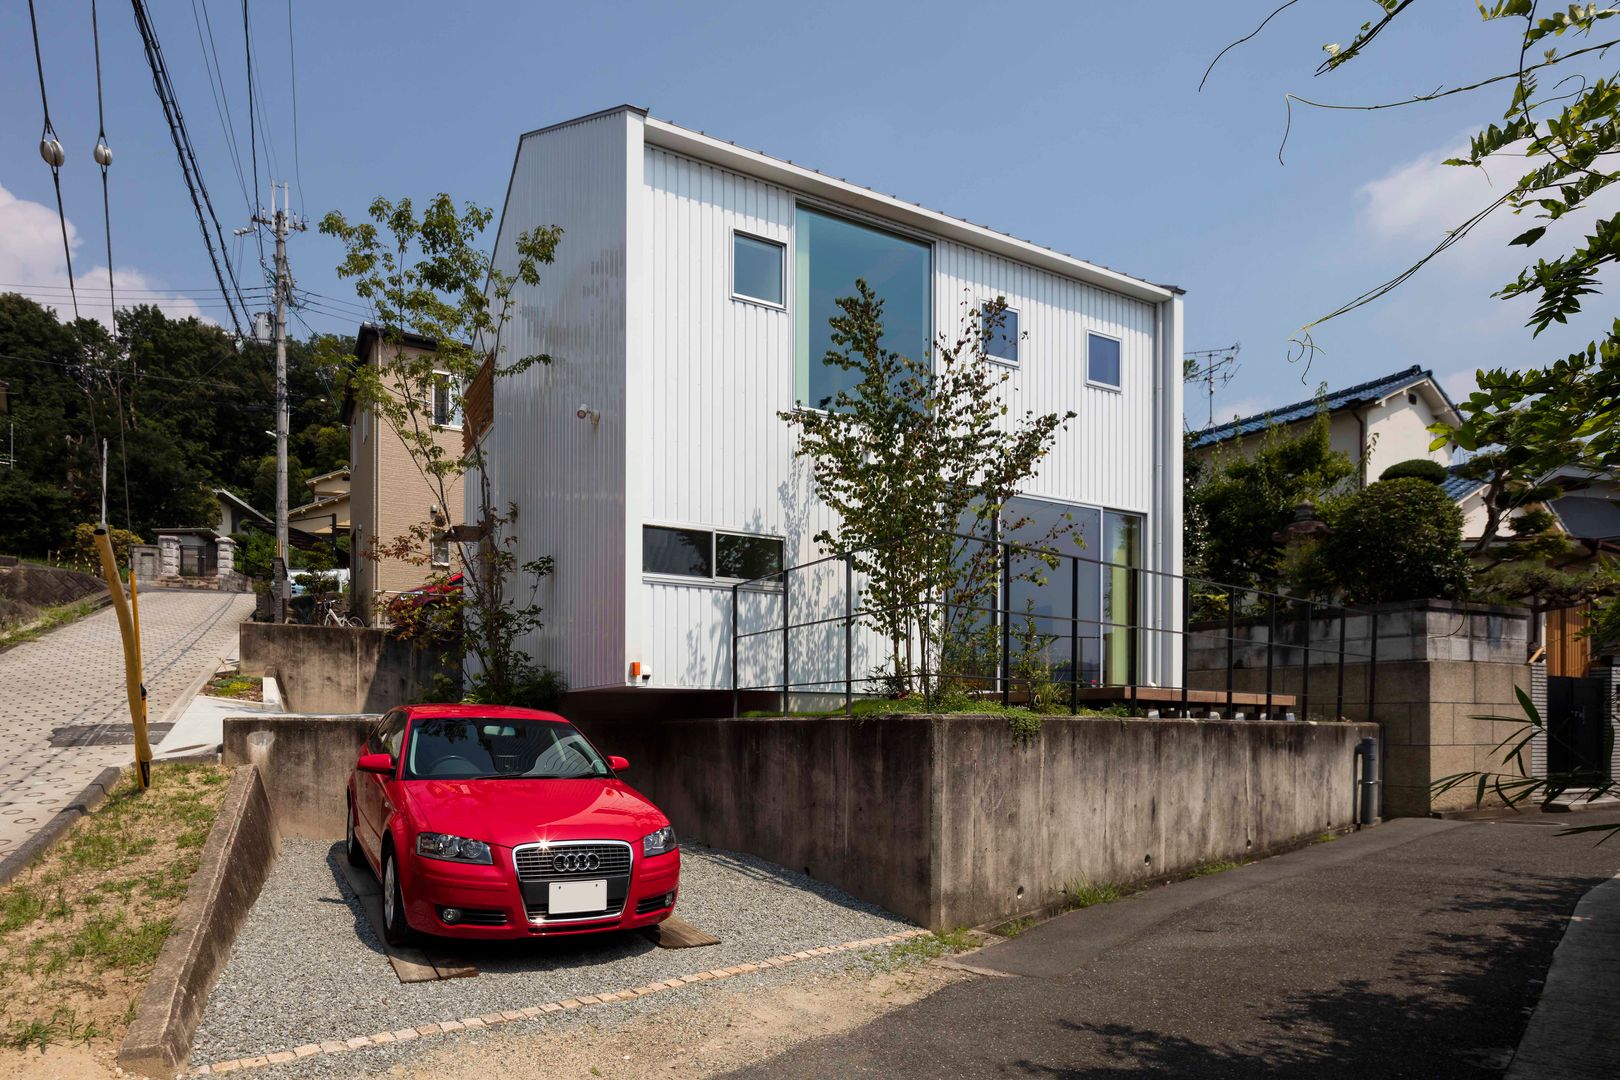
[553,851,601,873]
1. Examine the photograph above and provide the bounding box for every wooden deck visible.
[1004,686,1298,713]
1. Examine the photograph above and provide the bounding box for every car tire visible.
[382,849,414,946]
[345,799,366,868]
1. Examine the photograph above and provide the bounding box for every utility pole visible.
[249,183,305,617]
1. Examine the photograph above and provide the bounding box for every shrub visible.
[1321,478,1471,603]
[1379,458,1448,485]
[69,523,142,571]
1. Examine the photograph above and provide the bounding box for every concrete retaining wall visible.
[119,765,277,1079]
[223,715,376,839]
[237,622,457,713]
[577,713,1376,929]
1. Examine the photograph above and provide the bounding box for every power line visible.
[286,0,306,215]
[131,0,249,337]
[25,0,79,322]
[189,0,253,217]
[2,282,274,297]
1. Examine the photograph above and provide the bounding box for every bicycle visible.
[318,599,364,628]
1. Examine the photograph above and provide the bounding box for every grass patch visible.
[991,915,1038,937]
[742,695,1131,739]
[203,672,263,701]
[867,929,975,972]
[1310,832,1340,845]
[1190,860,1244,877]
[0,763,228,1060]
[0,598,102,650]
[1062,878,1124,910]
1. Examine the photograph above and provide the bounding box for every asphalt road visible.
[728,812,1620,1079]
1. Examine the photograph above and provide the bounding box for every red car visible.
[345,704,679,943]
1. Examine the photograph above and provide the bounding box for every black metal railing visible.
[728,529,1383,723]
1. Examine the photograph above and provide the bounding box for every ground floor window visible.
[643,525,784,583]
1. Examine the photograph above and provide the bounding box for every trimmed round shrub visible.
[1322,478,1471,604]
[1379,458,1448,485]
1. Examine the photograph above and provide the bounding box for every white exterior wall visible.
[1362,391,1450,480]
[483,110,635,690]
[633,144,1181,692]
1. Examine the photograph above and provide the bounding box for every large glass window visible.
[643,526,783,582]
[1088,333,1122,389]
[794,206,931,410]
[732,232,784,307]
[1003,498,1099,686]
[1101,511,1141,685]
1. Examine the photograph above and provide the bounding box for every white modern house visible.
[471,105,1185,705]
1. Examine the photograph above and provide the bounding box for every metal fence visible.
[729,529,1383,721]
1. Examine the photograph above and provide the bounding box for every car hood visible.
[398,777,668,849]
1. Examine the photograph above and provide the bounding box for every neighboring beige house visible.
[288,468,351,538]
[344,324,464,620]
[1189,364,1462,489]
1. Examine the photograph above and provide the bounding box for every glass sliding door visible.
[794,206,931,411]
[1002,497,1099,688]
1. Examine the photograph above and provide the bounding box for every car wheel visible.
[382,849,413,946]
[345,799,365,868]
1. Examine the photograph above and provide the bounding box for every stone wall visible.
[1189,599,1533,816]
[237,623,457,713]
[576,712,1376,929]
[0,561,107,628]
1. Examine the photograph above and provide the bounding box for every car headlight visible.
[415,832,492,865]
[642,825,677,858]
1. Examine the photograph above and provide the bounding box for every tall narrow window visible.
[430,371,462,427]
[732,232,785,307]
[983,302,1018,364]
[794,206,931,410]
[1087,333,1121,389]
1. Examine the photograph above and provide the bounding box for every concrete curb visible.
[0,764,124,888]
[186,928,934,1074]
[120,765,280,1079]
[1505,870,1620,1079]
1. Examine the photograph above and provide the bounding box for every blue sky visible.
[2,1,1612,427]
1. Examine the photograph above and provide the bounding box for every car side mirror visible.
[608,755,630,773]
[357,752,395,775]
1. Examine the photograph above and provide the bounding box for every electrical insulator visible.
[39,137,65,168]
[94,140,112,167]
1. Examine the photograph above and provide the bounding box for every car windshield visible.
[403,718,611,781]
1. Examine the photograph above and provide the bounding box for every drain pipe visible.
[1357,737,1381,826]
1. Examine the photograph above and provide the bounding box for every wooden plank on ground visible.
[335,853,478,982]
[642,914,721,949]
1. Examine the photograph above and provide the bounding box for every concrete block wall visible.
[238,623,458,713]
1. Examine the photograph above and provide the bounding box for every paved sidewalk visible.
[1506,870,1620,1078]
[0,590,253,863]
[730,812,1620,1079]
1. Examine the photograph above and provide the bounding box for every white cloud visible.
[0,181,210,326]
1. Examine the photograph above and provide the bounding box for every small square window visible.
[983,303,1018,364]
[1088,333,1121,389]
[643,525,714,577]
[733,232,784,307]
[716,533,784,581]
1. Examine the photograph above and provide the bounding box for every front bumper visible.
[402,845,681,939]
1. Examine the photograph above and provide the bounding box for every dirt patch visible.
[393,963,970,1080]
[202,673,263,702]
[0,765,229,1072]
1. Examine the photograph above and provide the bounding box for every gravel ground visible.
[191,839,916,1068]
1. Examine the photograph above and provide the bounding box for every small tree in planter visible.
[316,195,566,707]
[781,285,1075,705]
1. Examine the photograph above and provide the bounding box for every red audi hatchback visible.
[345,704,679,943]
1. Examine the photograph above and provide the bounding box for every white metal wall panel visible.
[635,146,1174,691]
[481,111,632,691]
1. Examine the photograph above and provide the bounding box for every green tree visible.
[316,194,564,707]
[781,289,1074,698]
[1320,478,1472,604]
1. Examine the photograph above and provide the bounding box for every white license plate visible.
[549,879,607,915]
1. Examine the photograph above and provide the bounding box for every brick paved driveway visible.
[0,589,253,863]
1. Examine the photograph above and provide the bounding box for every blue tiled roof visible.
[1190,365,1437,449]
[1440,465,1484,503]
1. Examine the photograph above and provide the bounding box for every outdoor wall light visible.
[576,404,601,425]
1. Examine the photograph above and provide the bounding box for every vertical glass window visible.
[643,526,713,577]
[715,534,784,580]
[983,303,1018,364]
[1088,333,1122,388]
[1101,511,1141,685]
[732,233,784,306]
[431,372,462,427]
[1003,498,1099,687]
[794,206,931,410]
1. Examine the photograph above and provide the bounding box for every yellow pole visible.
[94,528,152,789]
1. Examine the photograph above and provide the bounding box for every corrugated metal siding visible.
[482,111,631,690]
[636,146,1171,691]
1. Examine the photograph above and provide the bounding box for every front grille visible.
[514,842,632,881]
[636,894,673,915]
[456,909,508,926]
[526,902,623,923]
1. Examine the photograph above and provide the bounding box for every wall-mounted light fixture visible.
[576,404,601,426]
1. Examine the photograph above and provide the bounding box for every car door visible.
[356,711,401,858]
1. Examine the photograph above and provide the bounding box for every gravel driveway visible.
[191,839,916,1069]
